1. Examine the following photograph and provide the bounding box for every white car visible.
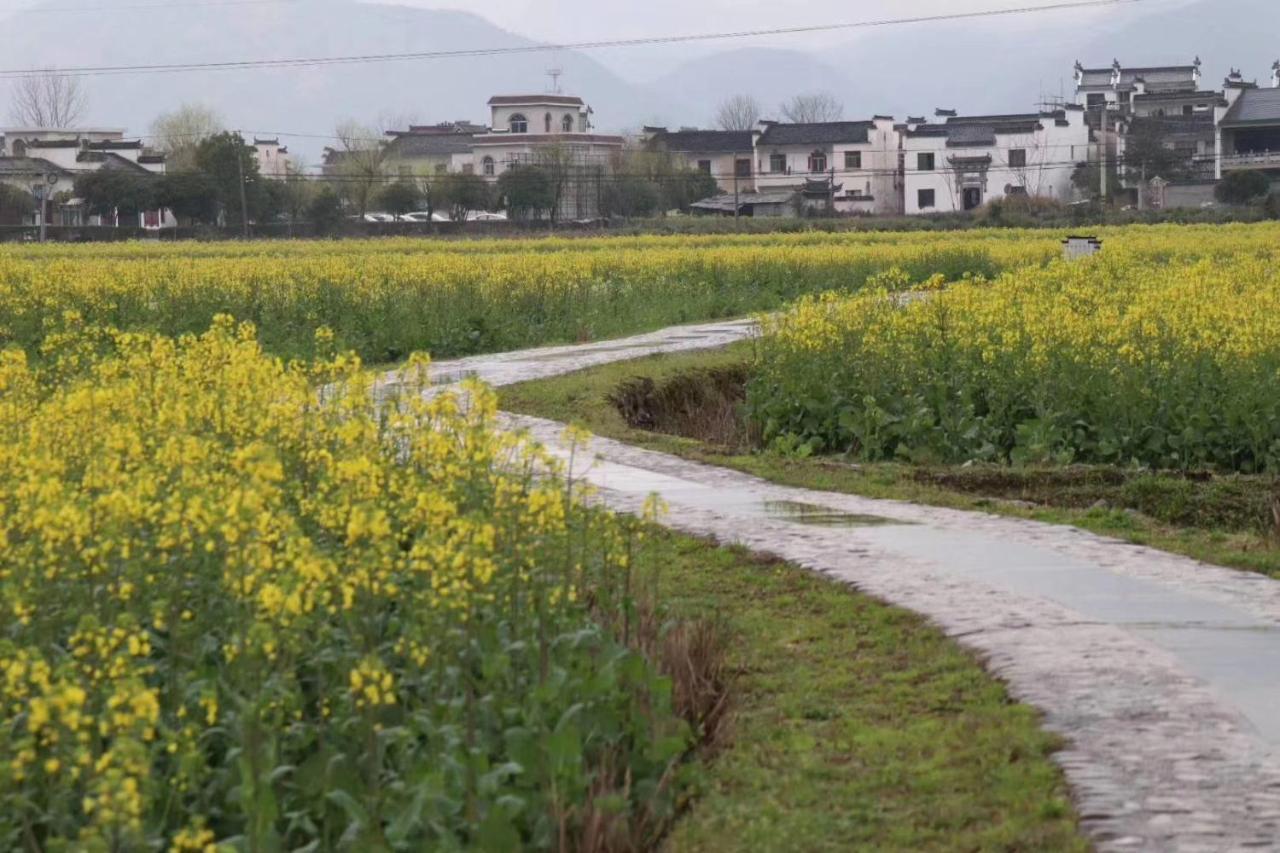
[400,212,434,223]
[362,213,395,224]
[467,212,508,222]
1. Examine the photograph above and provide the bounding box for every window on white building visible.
[918,153,936,171]
[697,160,712,174]
[509,114,528,134]
[562,114,574,133]
[462,163,475,175]
[918,189,936,209]
[482,156,495,177]
[1008,149,1027,168]
[844,151,862,170]
[544,113,552,133]
[735,158,752,178]
[769,153,787,173]
[808,150,827,173]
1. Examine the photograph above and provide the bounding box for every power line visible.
[4,0,298,13]
[0,0,1159,79]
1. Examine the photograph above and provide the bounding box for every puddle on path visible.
[547,443,1280,746]
[762,500,900,528]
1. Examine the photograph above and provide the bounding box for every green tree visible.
[155,171,220,225]
[73,170,156,221]
[1216,170,1273,205]
[435,173,491,223]
[308,186,344,234]
[603,173,662,219]
[0,183,35,223]
[660,168,719,212]
[377,180,421,218]
[1122,119,1188,183]
[194,131,266,227]
[497,165,555,221]
[149,103,225,172]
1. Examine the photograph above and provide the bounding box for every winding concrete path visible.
[383,319,1280,852]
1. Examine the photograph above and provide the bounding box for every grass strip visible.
[498,345,1280,579]
[651,530,1084,850]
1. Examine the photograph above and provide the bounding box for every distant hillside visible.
[0,0,659,159]
[1,0,1275,158]
[644,48,868,127]
[647,0,1278,121]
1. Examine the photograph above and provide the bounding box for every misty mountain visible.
[0,0,658,159]
[0,0,1276,160]
[643,49,865,128]
[650,0,1278,122]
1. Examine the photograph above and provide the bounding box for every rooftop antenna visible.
[547,62,564,95]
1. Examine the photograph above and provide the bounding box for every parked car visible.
[466,212,508,222]
[362,213,395,224]
[400,212,434,223]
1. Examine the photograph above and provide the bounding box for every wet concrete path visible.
[387,318,1280,852]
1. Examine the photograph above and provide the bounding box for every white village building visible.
[901,108,1090,214]
[368,93,624,218]
[1215,62,1280,180]
[0,127,167,227]
[751,118,902,215]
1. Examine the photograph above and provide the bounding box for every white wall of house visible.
[903,109,1089,215]
[752,117,901,215]
[253,140,293,178]
[489,103,589,136]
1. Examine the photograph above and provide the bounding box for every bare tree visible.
[779,93,844,124]
[714,94,761,131]
[7,71,87,127]
[150,103,225,171]
[330,119,387,216]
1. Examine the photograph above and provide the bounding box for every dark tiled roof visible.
[1220,88,1280,126]
[76,151,152,173]
[757,121,874,146]
[88,140,143,151]
[1133,90,1225,104]
[648,129,753,154]
[947,112,1041,124]
[0,156,70,176]
[488,95,584,106]
[386,132,477,157]
[945,124,997,147]
[905,114,1045,148]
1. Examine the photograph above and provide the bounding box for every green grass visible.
[498,345,1280,579]
[653,532,1085,851]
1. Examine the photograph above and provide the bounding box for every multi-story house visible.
[1215,62,1280,180]
[1074,59,1222,187]
[901,108,1090,214]
[1074,58,1203,116]
[752,117,901,215]
[471,94,623,217]
[0,127,166,226]
[641,128,755,193]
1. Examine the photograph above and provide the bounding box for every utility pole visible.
[1100,107,1108,201]
[236,132,250,239]
[733,151,740,221]
[829,163,836,213]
